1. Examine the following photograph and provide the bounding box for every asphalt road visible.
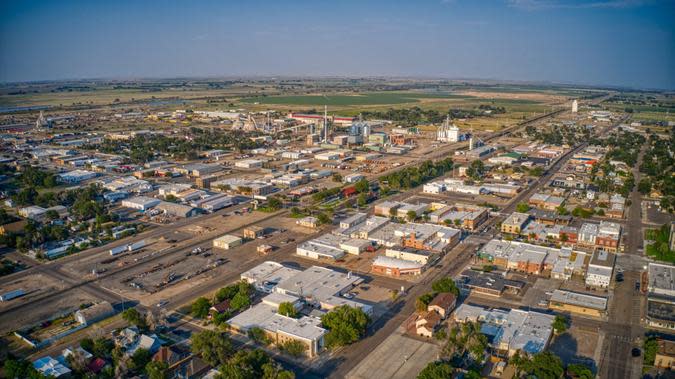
[599,143,646,379]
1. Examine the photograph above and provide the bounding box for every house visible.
[153,345,190,367]
[209,300,231,318]
[86,358,108,374]
[33,356,71,378]
[427,293,456,319]
[416,310,442,337]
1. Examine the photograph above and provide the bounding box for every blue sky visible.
[1,0,673,89]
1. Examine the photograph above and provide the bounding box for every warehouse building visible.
[213,234,243,250]
[122,196,161,211]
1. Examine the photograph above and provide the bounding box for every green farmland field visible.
[239,92,473,106]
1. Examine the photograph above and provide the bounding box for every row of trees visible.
[379,158,454,190]
[191,330,295,379]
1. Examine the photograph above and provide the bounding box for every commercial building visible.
[458,270,525,297]
[227,294,326,357]
[648,263,675,298]
[478,239,586,278]
[655,339,675,369]
[296,216,319,229]
[296,234,371,260]
[58,169,97,183]
[384,246,435,265]
[213,234,243,250]
[243,226,266,239]
[528,193,565,211]
[234,159,263,169]
[428,203,489,231]
[452,304,554,357]
[155,202,200,218]
[548,290,607,317]
[371,255,425,277]
[121,196,161,211]
[501,213,531,234]
[241,261,301,293]
[585,250,616,289]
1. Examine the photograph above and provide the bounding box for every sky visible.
[0,0,673,89]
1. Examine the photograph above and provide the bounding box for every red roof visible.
[342,187,358,197]
[87,358,106,374]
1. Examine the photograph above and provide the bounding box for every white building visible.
[572,99,578,113]
[436,116,464,142]
[121,196,161,211]
[585,250,616,288]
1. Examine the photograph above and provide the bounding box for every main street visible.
[599,143,647,379]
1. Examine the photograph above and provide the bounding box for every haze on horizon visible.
[1,0,673,89]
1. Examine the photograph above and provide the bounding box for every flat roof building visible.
[549,289,607,317]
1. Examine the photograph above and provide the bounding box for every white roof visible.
[373,255,425,270]
[550,290,607,310]
[228,301,326,342]
[33,357,71,377]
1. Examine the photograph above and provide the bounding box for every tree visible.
[556,204,569,216]
[279,340,307,357]
[248,326,271,345]
[145,361,169,379]
[466,160,485,181]
[552,315,568,335]
[3,358,46,379]
[191,330,234,366]
[191,297,211,319]
[354,179,370,193]
[80,337,95,353]
[321,305,370,348]
[644,335,659,367]
[638,178,652,195]
[357,193,368,207]
[521,351,564,379]
[316,212,331,225]
[93,337,114,359]
[230,291,251,311]
[130,348,152,372]
[267,197,283,211]
[566,363,594,379]
[215,284,240,303]
[332,173,343,182]
[516,202,531,213]
[417,361,454,379]
[406,210,417,222]
[431,277,460,296]
[416,293,435,312]
[122,308,148,330]
[278,302,298,318]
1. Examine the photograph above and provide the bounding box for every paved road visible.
[599,142,646,379]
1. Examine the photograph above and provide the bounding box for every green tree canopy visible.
[191,330,234,366]
[321,305,370,348]
[192,297,212,318]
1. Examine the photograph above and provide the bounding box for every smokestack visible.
[323,105,328,143]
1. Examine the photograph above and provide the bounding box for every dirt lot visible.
[96,214,320,306]
[549,326,601,371]
[0,273,69,312]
